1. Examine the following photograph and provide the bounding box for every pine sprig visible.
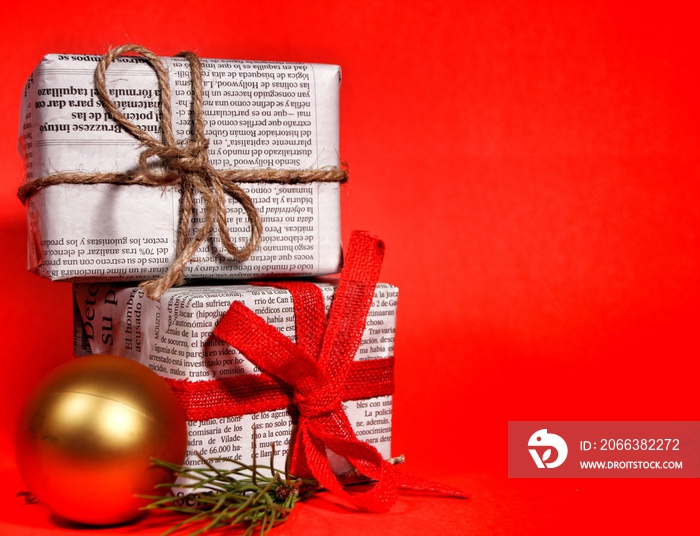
[141,445,317,536]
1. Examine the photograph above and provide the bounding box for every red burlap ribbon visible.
[166,357,394,421]
[213,230,467,512]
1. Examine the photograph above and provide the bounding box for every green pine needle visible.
[141,445,317,536]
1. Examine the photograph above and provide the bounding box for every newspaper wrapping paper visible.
[20,53,342,281]
[73,281,397,479]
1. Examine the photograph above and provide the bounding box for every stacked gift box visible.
[19,46,397,481]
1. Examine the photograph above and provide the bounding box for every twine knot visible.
[146,139,211,177]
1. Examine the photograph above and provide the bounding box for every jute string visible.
[17,44,348,299]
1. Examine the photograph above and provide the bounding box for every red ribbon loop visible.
[214,230,467,512]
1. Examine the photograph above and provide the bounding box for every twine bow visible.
[17,44,348,299]
[213,231,467,512]
[95,44,261,299]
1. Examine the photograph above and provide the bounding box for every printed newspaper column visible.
[20,53,342,281]
[73,282,396,478]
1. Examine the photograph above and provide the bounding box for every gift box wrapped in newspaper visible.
[19,45,345,296]
[73,232,396,483]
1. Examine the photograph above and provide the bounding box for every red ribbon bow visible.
[213,230,467,512]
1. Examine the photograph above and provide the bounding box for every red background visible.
[1,1,699,533]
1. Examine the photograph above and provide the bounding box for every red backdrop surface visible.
[1,1,699,534]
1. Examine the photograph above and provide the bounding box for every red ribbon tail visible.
[297,420,399,513]
[302,415,468,512]
[391,465,469,499]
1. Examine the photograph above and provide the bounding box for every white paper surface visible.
[20,53,342,281]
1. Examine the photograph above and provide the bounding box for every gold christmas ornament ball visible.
[15,355,188,526]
